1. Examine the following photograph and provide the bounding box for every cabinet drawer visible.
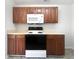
[15,35,25,39]
[8,34,15,39]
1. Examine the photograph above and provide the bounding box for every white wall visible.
[5,0,15,31]
[14,5,74,49]
[43,5,74,49]
[5,0,74,49]
[5,0,15,58]
[14,0,73,5]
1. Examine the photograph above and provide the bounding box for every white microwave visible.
[27,14,44,24]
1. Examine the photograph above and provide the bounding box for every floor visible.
[7,49,74,59]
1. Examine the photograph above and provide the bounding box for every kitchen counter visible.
[7,30,64,35]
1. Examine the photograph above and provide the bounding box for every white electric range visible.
[25,27,46,57]
[25,14,46,57]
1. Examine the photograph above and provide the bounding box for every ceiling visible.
[14,0,74,5]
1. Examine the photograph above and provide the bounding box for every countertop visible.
[7,30,64,35]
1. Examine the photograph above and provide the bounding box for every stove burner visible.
[27,31,44,34]
[28,32,33,33]
[38,32,43,33]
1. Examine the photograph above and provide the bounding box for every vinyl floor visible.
[7,49,74,59]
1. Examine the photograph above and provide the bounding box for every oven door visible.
[25,35,46,50]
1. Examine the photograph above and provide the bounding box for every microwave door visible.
[27,14,44,24]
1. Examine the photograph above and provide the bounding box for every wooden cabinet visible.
[29,7,43,14]
[44,7,58,23]
[15,35,25,55]
[29,7,58,23]
[47,35,65,55]
[7,34,25,55]
[13,7,58,23]
[13,7,28,23]
[8,35,16,55]
[8,34,64,55]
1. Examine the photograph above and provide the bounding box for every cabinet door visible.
[44,7,58,23]
[13,7,58,23]
[7,35,16,55]
[29,7,58,23]
[55,35,65,55]
[47,35,64,55]
[29,7,42,14]
[8,35,25,55]
[47,35,57,55]
[15,35,25,55]
[13,7,27,23]
[29,7,37,14]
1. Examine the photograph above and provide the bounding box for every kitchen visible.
[5,0,74,59]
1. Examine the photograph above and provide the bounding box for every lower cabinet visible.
[7,35,25,55]
[8,34,64,55]
[47,35,65,55]
[8,35,16,55]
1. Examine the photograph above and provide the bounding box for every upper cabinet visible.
[13,7,28,23]
[42,7,58,23]
[13,7,58,24]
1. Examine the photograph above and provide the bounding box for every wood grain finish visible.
[15,35,25,55]
[55,35,64,55]
[13,7,58,23]
[47,35,65,55]
[8,35,25,55]
[13,7,27,23]
[47,35,57,55]
[8,34,64,55]
[8,35,16,55]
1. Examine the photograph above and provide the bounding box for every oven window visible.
[25,35,46,50]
